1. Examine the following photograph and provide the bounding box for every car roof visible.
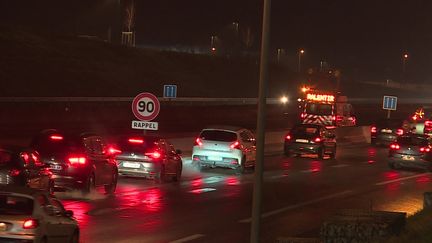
[0,185,47,199]
[202,125,245,133]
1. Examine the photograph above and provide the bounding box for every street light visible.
[402,53,408,74]
[298,49,305,73]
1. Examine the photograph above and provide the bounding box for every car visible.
[0,186,79,243]
[410,106,432,136]
[388,134,432,171]
[192,126,256,173]
[284,123,336,159]
[30,129,118,194]
[370,118,410,146]
[114,135,183,182]
[0,146,53,194]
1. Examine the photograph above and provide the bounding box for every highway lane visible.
[55,142,432,243]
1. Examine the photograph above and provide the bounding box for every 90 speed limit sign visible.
[131,92,160,121]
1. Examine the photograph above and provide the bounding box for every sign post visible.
[383,95,397,119]
[131,92,160,133]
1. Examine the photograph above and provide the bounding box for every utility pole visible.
[250,0,271,242]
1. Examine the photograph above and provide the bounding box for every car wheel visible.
[69,230,79,243]
[104,171,117,194]
[173,164,182,182]
[236,156,246,174]
[155,165,166,183]
[318,148,325,160]
[83,173,95,194]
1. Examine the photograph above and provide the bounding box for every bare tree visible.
[124,0,135,32]
[241,26,255,54]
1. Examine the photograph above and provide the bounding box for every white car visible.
[0,186,79,243]
[192,126,256,173]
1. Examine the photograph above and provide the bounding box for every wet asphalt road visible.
[55,142,432,243]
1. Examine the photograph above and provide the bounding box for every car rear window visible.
[31,135,82,155]
[291,126,320,136]
[117,137,158,153]
[397,136,429,146]
[0,195,33,215]
[200,130,237,142]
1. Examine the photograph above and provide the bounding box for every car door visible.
[165,141,182,174]
[239,130,256,162]
[47,198,75,242]
[40,195,65,242]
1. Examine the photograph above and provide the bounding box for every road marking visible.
[268,174,289,179]
[238,190,352,223]
[189,188,216,194]
[331,164,349,168]
[169,234,205,243]
[375,173,431,186]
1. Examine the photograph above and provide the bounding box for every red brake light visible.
[332,115,336,121]
[396,129,404,136]
[23,219,38,229]
[425,121,432,127]
[371,126,377,133]
[420,147,431,153]
[390,144,400,150]
[9,169,20,176]
[285,135,291,140]
[145,151,162,159]
[300,113,306,119]
[314,137,322,143]
[20,153,30,164]
[128,138,144,144]
[336,115,343,121]
[107,146,122,155]
[230,141,240,149]
[68,157,86,166]
[50,135,63,141]
[194,138,203,146]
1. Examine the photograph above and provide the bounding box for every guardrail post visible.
[423,192,432,209]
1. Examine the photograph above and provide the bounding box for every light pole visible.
[210,35,217,54]
[298,49,305,73]
[402,53,408,74]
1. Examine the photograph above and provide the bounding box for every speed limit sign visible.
[131,92,160,121]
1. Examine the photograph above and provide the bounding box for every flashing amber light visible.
[306,93,335,103]
[128,138,144,144]
[301,87,310,93]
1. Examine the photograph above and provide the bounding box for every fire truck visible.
[299,90,356,127]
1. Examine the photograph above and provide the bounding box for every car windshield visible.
[0,195,33,215]
[305,103,332,116]
[117,137,158,153]
[200,130,237,142]
[397,136,429,146]
[291,126,320,137]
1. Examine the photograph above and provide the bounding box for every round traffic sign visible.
[131,92,160,121]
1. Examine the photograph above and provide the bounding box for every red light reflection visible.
[383,171,400,180]
[416,176,431,184]
[225,176,239,185]
[191,178,203,187]
[62,201,91,228]
[310,161,322,172]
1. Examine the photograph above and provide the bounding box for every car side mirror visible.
[64,210,74,217]
[175,149,182,155]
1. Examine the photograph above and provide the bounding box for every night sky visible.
[1,0,432,82]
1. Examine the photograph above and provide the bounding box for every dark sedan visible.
[388,134,432,171]
[284,124,336,159]
[371,118,410,146]
[114,136,183,182]
[0,146,53,193]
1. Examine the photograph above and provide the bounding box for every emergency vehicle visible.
[299,90,356,127]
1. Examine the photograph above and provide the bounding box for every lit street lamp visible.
[298,49,305,73]
[402,53,408,74]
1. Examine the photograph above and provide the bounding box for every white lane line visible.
[238,190,352,223]
[268,174,288,179]
[331,164,349,168]
[169,234,205,243]
[375,173,431,186]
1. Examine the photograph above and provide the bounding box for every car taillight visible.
[107,146,122,155]
[9,169,20,176]
[145,151,162,159]
[420,147,431,153]
[68,157,87,166]
[194,138,203,146]
[332,115,336,121]
[230,141,241,149]
[425,121,432,127]
[371,126,377,133]
[23,219,38,229]
[300,113,306,119]
[314,137,322,143]
[20,152,30,164]
[412,115,417,121]
[128,138,144,144]
[396,129,404,136]
[285,134,291,140]
[390,144,400,150]
[336,115,343,121]
[50,135,63,141]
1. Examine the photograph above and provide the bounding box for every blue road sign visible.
[383,96,397,110]
[163,85,177,98]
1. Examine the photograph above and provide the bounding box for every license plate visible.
[381,129,392,133]
[402,155,415,161]
[295,139,309,143]
[0,223,7,231]
[50,164,62,170]
[122,162,140,169]
[208,156,222,161]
